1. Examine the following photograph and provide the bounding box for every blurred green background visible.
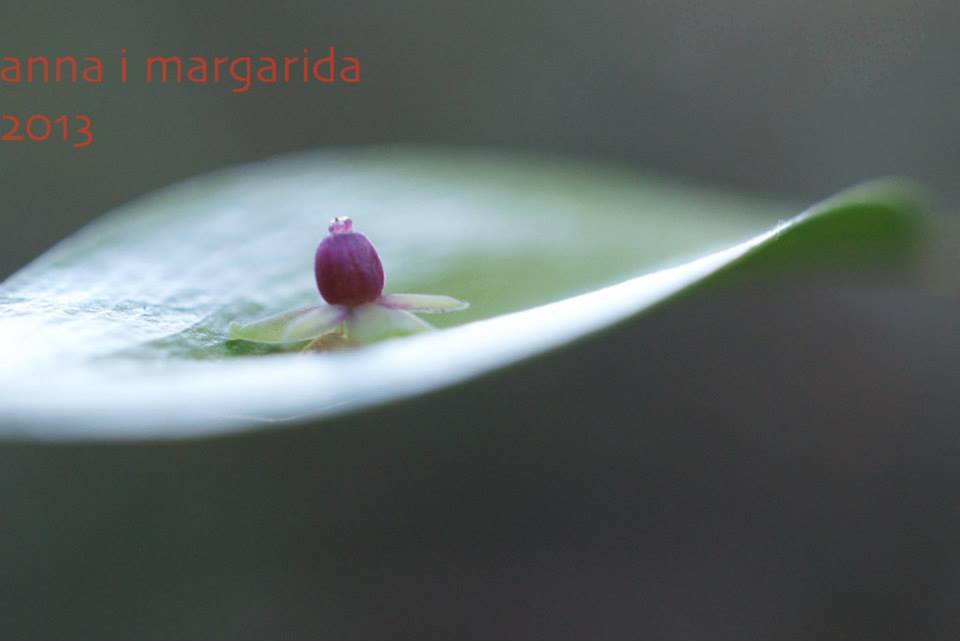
[1,2,959,640]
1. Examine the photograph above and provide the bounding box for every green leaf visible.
[228,305,347,344]
[0,147,920,440]
[377,293,470,313]
[346,303,434,343]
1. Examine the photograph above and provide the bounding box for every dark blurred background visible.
[1,1,959,279]
[2,2,960,640]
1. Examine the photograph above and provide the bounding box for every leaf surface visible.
[0,148,918,439]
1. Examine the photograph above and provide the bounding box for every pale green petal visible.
[346,303,434,344]
[228,305,347,344]
[376,293,470,313]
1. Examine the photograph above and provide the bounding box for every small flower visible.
[228,217,469,350]
[314,217,384,306]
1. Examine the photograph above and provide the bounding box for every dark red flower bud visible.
[314,217,385,306]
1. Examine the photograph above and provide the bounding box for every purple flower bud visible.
[314,217,385,306]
